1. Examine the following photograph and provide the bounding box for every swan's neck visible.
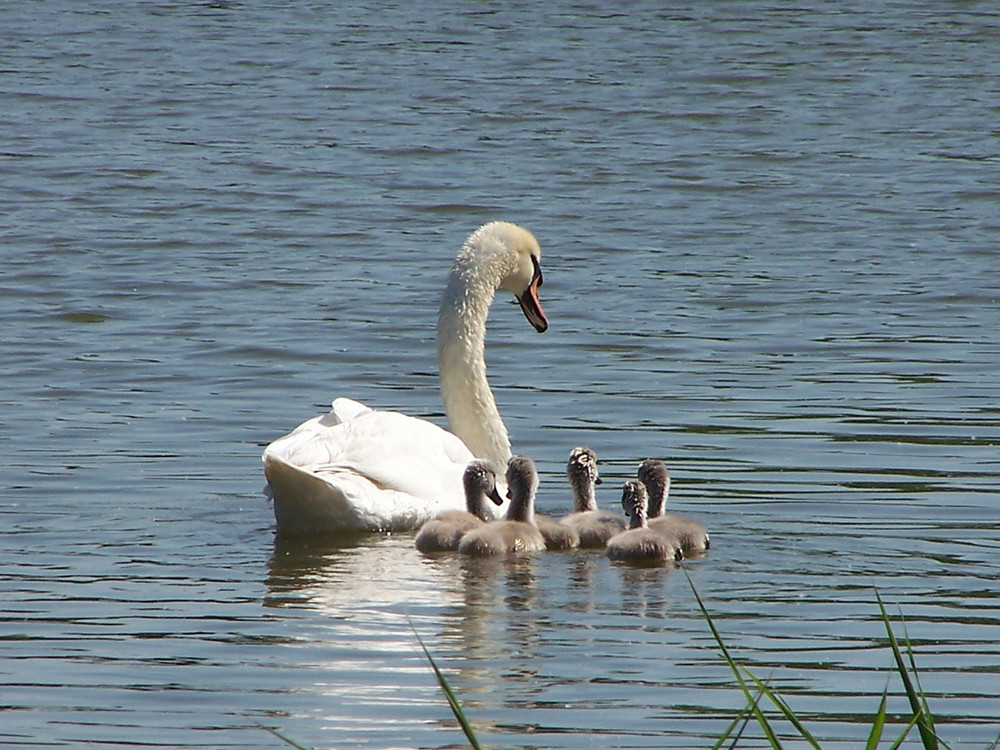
[645,486,665,518]
[628,505,648,530]
[470,496,494,522]
[506,490,535,524]
[463,477,493,522]
[644,476,668,518]
[437,261,512,472]
[570,475,598,512]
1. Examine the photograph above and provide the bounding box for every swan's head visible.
[637,459,670,504]
[498,225,547,334]
[567,446,602,489]
[459,221,548,333]
[620,480,649,525]
[463,459,504,518]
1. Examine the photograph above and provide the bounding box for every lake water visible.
[3,2,999,748]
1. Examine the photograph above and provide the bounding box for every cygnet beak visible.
[488,485,504,506]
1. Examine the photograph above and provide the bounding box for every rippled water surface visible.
[3,2,999,748]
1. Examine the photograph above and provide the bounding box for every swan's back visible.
[415,514,484,553]
[648,516,710,555]
[606,527,680,564]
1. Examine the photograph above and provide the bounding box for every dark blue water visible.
[2,2,999,748]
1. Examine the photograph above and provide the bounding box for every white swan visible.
[263,222,548,534]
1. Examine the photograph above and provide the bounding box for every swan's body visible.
[458,455,546,556]
[559,447,626,548]
[263,222,547,533]
[415,460,504,553]
[606,481,682,565]
[638,459,710,555]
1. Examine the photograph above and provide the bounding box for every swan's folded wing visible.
[264,398,374,458]
[326,397,372,425]
[328,410,473,501]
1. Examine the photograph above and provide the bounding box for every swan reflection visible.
[261,532,679,744]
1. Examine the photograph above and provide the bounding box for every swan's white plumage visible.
[263,222,546,534]
[265,399,483,532]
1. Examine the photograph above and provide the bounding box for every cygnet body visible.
[534,513,580,550]
[458,455,547,556]
[606,481,682,565]
[638,459,710,555]
[559,447,626,548]
[415,460,504,553]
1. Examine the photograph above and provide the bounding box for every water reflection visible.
[266,530,687,626]
[265,532,457,615]
[616,564,676,621]
[265,532,547,648]
[263,533,554,726]
[266,532,371,597]
[565,554,601,616]
[262,531,922,749]
[267,531,683,615]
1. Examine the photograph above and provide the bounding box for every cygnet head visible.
[637,459,670,517]
[505,454,539,523]
[620,480,650,530]
[567,446,602,511]
[462,459,504,521]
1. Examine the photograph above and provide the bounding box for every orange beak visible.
[517,256,548,333]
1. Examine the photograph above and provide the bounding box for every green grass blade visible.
[738,665,823,749]
[899,616,944,748]
[885,710,923,750]
[683,568,786,749]
[409,617,484,750]
[874,589,937,750]
[256,722,316,750]
[711,701,750,750]
[864,681,890,750]
[713,689,765,750]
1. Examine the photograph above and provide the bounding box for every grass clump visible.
[683,568,997,750]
